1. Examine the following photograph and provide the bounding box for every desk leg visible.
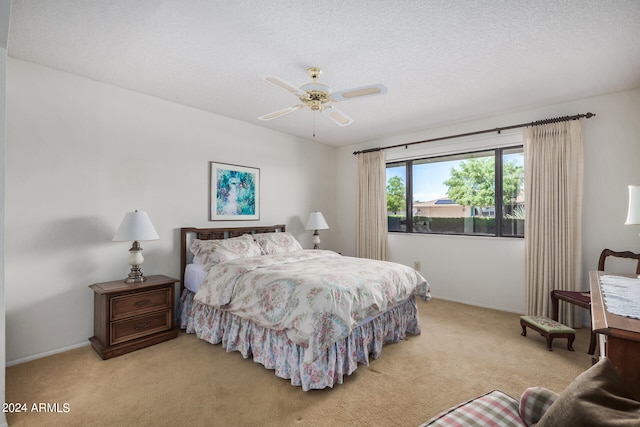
[551,292,559,321]
[598,334,606,360]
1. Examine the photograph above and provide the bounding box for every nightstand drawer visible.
[110,310,172,345]
[110,288,171,321]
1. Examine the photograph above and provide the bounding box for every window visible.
[386,146,524,237]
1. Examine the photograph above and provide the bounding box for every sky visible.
[387,161,457,202]
[387,151,524,203]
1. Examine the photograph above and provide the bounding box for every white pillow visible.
[254,232,303,255]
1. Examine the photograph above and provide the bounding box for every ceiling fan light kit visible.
[258,67,386,127]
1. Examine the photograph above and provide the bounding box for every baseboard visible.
[6,341,90,367]
[432,295,525,315]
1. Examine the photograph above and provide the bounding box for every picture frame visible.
[209,161,260,221]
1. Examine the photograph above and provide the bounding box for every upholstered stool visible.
[520,316,575,351]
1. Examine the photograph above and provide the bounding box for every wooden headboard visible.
[180,224,286,292]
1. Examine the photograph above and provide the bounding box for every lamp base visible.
[124,268,147,284]
[124,241,147,283]
[312,231,321,250]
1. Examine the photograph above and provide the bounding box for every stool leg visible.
[520,321,527,337]
[567,334,575,352]
[545,335,553,351]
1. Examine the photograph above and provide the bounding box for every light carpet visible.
[5,298,593,426]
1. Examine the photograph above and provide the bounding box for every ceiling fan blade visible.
[331,84,387,101]
[258,105,303,121]
[263,76,308,98]
[322,105,354,127]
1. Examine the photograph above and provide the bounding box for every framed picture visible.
[209,162,260,221]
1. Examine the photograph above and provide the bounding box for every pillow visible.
[189,234,262,269]
[536,358,640,426]
[519,387,558,426]
[419,390,522,426]
[254,232,303,255]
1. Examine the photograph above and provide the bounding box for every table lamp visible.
[113,210,159,283]
[625,185,640,233]
[305,211,329,249]
[625,185,640,277]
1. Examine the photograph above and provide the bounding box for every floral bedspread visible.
[194,250,430,363]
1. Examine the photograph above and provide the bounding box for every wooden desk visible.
[590,271,640,398]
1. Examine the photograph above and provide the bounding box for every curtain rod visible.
[352,112,595,155]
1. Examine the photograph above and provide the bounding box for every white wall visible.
[0,44,7,427]
[337,89,640,313]
[5,58,337,364]
[0,0,10,424]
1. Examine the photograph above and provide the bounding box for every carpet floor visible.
[5,298,593,426]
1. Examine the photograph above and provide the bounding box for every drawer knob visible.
[134,322,150,330]
[133,299,151,307]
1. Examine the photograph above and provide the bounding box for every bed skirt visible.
[179,289,421,391]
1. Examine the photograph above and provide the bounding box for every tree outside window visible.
[386,176,406,215]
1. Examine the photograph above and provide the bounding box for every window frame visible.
[387,145,524,238]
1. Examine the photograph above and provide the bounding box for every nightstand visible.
[89,275,179,359]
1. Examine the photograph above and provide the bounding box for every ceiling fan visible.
[258,67,387,127]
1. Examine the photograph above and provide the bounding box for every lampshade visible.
[305,212,329,231]
[625,185,640,225]
[113,210,160,242]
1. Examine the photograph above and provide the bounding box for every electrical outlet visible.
[413,261,421,271]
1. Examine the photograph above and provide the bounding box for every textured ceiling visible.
[7,0,640,147]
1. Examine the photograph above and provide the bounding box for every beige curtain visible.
[356,150,388,260]
[524,120,584,327]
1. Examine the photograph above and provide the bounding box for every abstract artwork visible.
[209,162,260,221]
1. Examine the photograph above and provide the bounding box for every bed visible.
[179,225,431,390]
